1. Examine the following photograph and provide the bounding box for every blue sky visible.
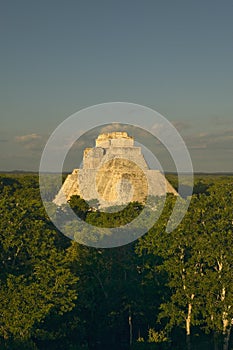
[0,0,233,172]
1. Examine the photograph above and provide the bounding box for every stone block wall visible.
[53,132,178,207]
[83,147,105,169]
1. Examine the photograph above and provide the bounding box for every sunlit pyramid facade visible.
[53,132,177,207]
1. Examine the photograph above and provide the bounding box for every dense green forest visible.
[0,173,233,350]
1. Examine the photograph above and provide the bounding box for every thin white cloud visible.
[99,123,129,134]
[185,129,233,151]
[151,123,165,133]
[171,121,191,131]
[15,133,42,142]
[14,133,45,153]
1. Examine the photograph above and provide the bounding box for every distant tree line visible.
[0,174,233,350]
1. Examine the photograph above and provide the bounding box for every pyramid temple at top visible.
[53,131,177,207]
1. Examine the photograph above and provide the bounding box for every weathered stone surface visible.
[94,158,148,204]
[95,132,133,148]
[53,132,178,206]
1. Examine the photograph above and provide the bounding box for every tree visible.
[192,183,233,350]
[137,195,201,349]
[0,177,78,347]
[137,183,233,350]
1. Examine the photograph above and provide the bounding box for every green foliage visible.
[1,173,233,349]
[69,195,144,228]
[137,178,233,349]
[148,329,169,343]
[68,195,90,220]
[0,175,78,346]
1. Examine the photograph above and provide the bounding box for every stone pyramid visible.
[53,132,177,207]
